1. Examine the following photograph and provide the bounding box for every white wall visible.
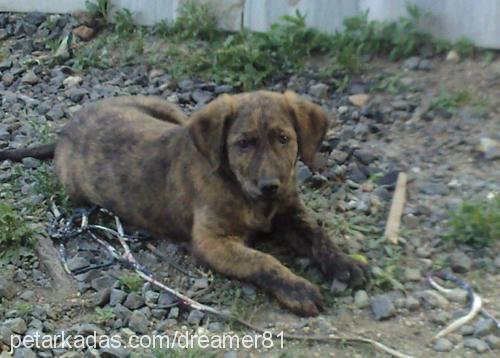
[1,0,499,48]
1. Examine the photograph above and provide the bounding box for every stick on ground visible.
[384,172,407,244]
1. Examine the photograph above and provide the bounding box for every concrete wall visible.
[1,0,499,48]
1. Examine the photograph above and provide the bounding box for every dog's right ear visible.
[188,94,234,169]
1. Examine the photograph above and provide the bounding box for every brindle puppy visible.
[0,91,369,316]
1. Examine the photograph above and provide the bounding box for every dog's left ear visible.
[188,94,234,169]
[284,91,328,168]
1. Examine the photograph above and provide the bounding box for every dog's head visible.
[188,91,327,200]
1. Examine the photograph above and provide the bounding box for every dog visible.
[0,91,369,316]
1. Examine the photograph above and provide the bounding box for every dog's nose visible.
[259,178,280,197]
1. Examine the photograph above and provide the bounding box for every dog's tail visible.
[0,143,56,162]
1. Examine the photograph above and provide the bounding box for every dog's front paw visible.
[320,253,370,289]
[273,277,325,316]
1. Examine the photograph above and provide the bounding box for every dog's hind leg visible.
[191,213,325,316]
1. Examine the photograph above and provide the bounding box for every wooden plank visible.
[384,172,407,244]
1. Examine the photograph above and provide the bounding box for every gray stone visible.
[223,352,238,358]
[371,295,396,320]
[485,334,500,349]
[416,290,449,308]
[419,182,449,196]
[214,85,234,94]
[433,338,453,352]
[157,318,177,331]
[151,309,167,319]
[296,165,312,184]
[495,255,500,269]
[354,290,370,308]
[144,290,160,306]
[479,137,500,160]
[178,79,194,91]
[24,12,46,26]
[21,157,41,169]
[405,295,420,311]
[448,251,472,273]
[330,150,349,164]
[123,293,145,310]
[100,345,130,358]
[157,292,176,307]
[0,276,16,299]
[463,337,489,353]
[474,318,496,337]
[445,288,468,303]
[109,289,127,306]
[431,310,451,325]
[74,323,106,336]
[66,256,90,272]
[168,307,179,319]
[308,83,329,99]
[68,88,87,103]
[19,290,35,301]
[404,57,420,70]
[128,310,149,334]
[45,104,65,121]
[14,348,37,358]
[21,71,40,85]
[91,274,117,291]
[89,288,111,307]
[4,318,27,334]
[353,149,377,165]
[187,309,205,325]
[418,59,433,70]
[460,325,475,336]
[403,268,421,282]
[191,90,212,104]
[0,60,13,70]
[113,304,132,322]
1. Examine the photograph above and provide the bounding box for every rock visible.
[419,182,449,196]
[330,279,348,294]
[330,150,349,164]
[296,165,312,184]
[0,276,16,299]
[353,149,377,165]
[109,289,127,306]
[178,79,194,91]
[0,60,13,71]
[404,57,420,70]
[416,290,449,308]
[445,288,468,303]
[123,293,145,310]
[74,323,106,336]
[348,166,367,183]
[157,319,177,332]
[418,59,433,70]
[478,137,500,160]
[460,325,475,336]
[495,255,500,269]
[403,268,421,282]
[100,345,130,358]
[91,274,117,291]
[446,50,460,62]
[431,311,451,325]
[371,295,396,320]
[4,317,27,334]
[73,25,95,41]
[376,171,400,187]
[68,88,88,103]
[310,174,328,189]
[214,85,234,94]
[405,295,420,311]
[433,338,454,352]
[168,307,179,319]
[191,90,212,104]
[66,256,90,272]
[144,290,160,306]
[187,309,205,325]
[474,318,496,337]
[14,348,37,358]
[22,157,42,169]
[89,288,111,307]
[223,352,238,358]
[308,83,329,99]
[113,304,132,322]
[21,71,40,85]
[63,75,83,87]
[348,94,370,107]
[19,290,34,300]
[485,334,500,349]
[354,290,370,308]
[128,310,149,334]
[157,292,176,307]
[448,251,472,273]
[24,11,46,26]
[463,337,489,353]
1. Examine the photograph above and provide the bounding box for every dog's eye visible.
[236,138,251,149]
[278,133,290,144]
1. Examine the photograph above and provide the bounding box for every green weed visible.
[91,307,116,324]
[453,36,475,57]
[85,0,110,19]
[118,273,143,293]
[0,203,36,255]
[114,8,135,37]
[444,195,500,247]
[173,0,219,41]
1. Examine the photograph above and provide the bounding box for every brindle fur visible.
[2,91,369,316]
